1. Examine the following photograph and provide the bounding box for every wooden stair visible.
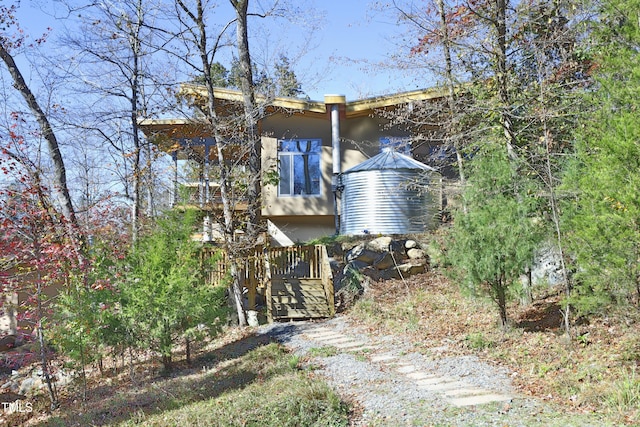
[266,245,335,322]
[269,278,332,320]
[202,244,334,323]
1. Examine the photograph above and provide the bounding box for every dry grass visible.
[3,266,638,425]
[3,327,350,427]
[350,270,640,425]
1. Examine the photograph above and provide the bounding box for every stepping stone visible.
[334,340,368,349]
[307,335,344,342]
[448,393,512,407]
[306,328,334,334]
[349,345,378,353]
[406,372,437,380]
[371,355,397,363]
[415,376,456,386]
[306,331,343,339]
[396,365,417,374]
[444,387,491,397]
[321,337,355,345]
[418,381,468,391]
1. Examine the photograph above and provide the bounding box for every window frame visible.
[277,138,322,198]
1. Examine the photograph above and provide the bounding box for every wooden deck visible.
[202,245,334,322]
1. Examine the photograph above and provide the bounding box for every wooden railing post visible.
[264,247,273,323]
[247,254,256,311]
[319,245,335,316]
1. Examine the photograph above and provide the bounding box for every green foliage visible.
[447,144,544,326]
[120,209,227,369]
[604,368,640,420]
[273,54,305,98]
[51,285,123,368]
[192,56,305,98]
[53,210,228,372]
[45,342,349,426]
[335,263,366,312]
[192,62,232,87]
[561,0,640,313]
[464,332,495,350]
[51,235,130,374]
[308,346,339,358]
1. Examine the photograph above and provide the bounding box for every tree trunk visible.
[496,273,508,329]
[0,44,78,228]
[437,0,466,185]
[532,29,572,335]
[130,0,144,243]
[176,0,249,326]
[231,0,262,241]
[34,243,59,409]
[129,346,135,383]
[495,0,517,159]
[521,266,533,306]
[229,260,248,326]
[162,354,172,372]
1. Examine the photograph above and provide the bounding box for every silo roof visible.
[344,148,438,173]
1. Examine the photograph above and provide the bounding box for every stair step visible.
[272,308,330,319]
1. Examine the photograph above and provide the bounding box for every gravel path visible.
[258,315,610,427]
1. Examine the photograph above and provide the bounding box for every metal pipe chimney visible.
[325,94,346,235]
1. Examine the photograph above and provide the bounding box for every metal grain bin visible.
[340,148,440,235]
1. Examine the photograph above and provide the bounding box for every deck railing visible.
[201,244,334,318]
[267,245,324,279]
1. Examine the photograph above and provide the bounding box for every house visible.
[139,85,449,246]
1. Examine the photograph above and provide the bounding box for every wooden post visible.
[264,247,273,323]
[320,245,335,316]
[247,255,256,310]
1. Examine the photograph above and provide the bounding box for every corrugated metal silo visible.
[340,148,440,235]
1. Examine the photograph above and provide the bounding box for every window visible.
[278,139,321,196]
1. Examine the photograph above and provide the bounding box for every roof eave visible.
[179,83,449,116]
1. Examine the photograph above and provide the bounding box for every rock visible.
[531,242,564,286]
[18,378,35,395]
[329,258,342,272]
[346,245,379,264]
[247,310,259,327]
[396,261,426,276]
[343,260,369,275]
[2,377,19,393]
[405,240,418,249]
[327,242,344,258]
[364,266,400,281]
[389,239,405,256]
[373,252,395,270]
[365,236,393,253]
[407,248,426,260]
[340,241,361,253]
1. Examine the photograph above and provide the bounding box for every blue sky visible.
[293,0,426,100]
[16,0,429,101]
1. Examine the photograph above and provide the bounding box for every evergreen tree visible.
[120,209,227,370]
[562,0,640,312]
[448,143,544,327]
[193,62,232,87]
[273,54,304,97]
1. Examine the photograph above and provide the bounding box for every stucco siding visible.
[267,216,335,246]
[260,112,407,219]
